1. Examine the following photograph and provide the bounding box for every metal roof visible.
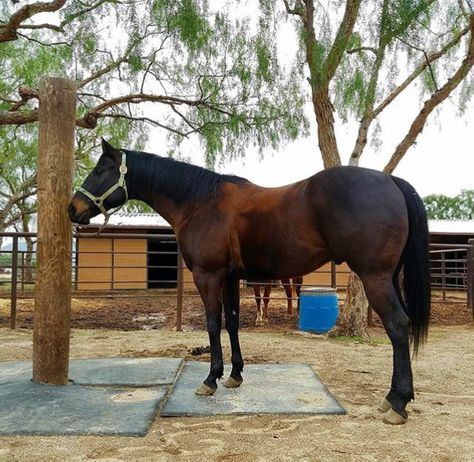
[428,220,474,235]
[89,213,171,229]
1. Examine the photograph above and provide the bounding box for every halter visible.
[78,151,128,232]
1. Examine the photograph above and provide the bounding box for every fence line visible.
[1,231,473,329]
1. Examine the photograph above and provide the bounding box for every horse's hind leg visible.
[282,279,293,316]
[253,284,264,326]
[262,282,271,325]
[293,276,304,313]
[361,273,414,424]
[223,275,244,388]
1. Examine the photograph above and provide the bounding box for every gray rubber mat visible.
[0,357,183,436]
[161,362,346,416]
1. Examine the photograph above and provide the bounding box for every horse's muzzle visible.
[68,198,91,225]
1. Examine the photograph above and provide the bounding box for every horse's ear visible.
[101,138,120,162]
[101,138,113,154]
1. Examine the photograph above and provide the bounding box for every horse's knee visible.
[206,315,221,335]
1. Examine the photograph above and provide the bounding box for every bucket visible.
[298,287,339,334]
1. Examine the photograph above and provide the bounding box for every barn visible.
[75,214,474,292]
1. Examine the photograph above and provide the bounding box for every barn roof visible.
[428,220,474,235]
[89,213,170,229]
[86,213,474,235]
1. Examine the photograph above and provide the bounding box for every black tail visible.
[391,176,431,355]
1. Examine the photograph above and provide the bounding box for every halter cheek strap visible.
[78,151,128,232]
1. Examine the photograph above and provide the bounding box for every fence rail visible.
[1,232,473,329]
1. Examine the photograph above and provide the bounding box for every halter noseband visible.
[78,151,128,232]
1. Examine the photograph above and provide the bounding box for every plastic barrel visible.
[298,287,339,334]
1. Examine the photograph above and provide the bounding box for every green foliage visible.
[152,0,212,52]
[0,0,311,229]
[423,190,474,220]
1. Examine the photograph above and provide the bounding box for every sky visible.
[148,84,473,198]
[146,3,474,199]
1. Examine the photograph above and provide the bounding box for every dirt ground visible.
[0,288,471,331]
[0,292,473,461]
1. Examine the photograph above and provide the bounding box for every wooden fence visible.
[1,231,473,330]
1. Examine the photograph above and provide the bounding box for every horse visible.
[69,139,430,425]
[251,277,303,325]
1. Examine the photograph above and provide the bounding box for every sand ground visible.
[0,324,473,462]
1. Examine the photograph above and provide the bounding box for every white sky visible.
[148,87,473,198]
[148,2,474,198]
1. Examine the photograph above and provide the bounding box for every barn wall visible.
[76,230,351,291]
[303,262,350,288]
[77,238,112,290]
[113,238,147,289]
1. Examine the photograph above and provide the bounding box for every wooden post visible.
[33,77,76,385]
[176,246,184,331]
[468,239,474,321]
[9,236,18,330]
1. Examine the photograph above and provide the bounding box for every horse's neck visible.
[125,152,192,229]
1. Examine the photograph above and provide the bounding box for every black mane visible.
[126,150,250,204]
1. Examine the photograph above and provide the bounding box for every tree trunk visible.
[329,272,369,338]
[312,88,342,168]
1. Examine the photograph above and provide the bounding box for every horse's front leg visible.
[223,275,244,388]
[193,269,225,396]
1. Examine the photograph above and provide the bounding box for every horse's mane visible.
[126,150,250,204]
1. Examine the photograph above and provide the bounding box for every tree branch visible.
[0,0,67,43]
[373,23,471,119]
[325,0,363,83]
[282,0,305,17]
[384,14,474,173]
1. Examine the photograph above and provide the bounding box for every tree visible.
[1,0,307,158]
[1,0,308,229]
[424,190,474,219]
[278,0,474,337]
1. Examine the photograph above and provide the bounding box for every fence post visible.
[9,236,18,330]
[176,246,184,331]
[32,77,76,385]
[441,251,446,301]
[330,261,336,288]
[468,239,474,321]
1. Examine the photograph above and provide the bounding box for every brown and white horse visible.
[251,277,303,325]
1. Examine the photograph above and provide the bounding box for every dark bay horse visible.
[69,140,430,425]
[251,277,303,325]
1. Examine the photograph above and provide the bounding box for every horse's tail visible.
[391,176,431,355]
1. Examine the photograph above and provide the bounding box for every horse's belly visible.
[240,244,329,280]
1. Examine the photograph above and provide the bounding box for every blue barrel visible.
[298,287,339,334]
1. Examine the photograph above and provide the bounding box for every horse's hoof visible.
[223,376,243,388]
[378,398,392,413]
[195,383,217,396]
[382,408,408,425]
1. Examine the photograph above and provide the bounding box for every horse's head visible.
[68,139,128,225]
